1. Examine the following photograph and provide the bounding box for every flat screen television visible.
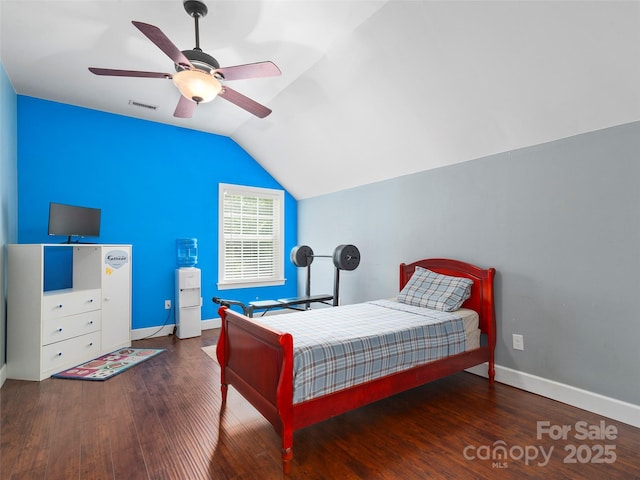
[48,202,101,243]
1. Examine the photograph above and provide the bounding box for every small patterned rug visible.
[52,348,165,381]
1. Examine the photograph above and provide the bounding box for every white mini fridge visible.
[175,267,202,339]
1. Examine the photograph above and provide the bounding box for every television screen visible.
[48,202,101,242]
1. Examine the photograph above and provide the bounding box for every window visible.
[218,183,285,289]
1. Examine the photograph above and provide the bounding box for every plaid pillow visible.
[398,266,473,312]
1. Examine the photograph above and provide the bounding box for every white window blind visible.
[218,184,284,289]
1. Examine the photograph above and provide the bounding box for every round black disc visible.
[333,244,360,271]
[290,245,314,267]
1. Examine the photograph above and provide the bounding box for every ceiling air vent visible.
[128,100,158,111]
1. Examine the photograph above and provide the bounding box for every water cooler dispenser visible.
[175,239,202,339]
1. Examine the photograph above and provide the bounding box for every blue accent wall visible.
[17,96,297,330]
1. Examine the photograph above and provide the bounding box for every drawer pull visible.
[89,298,94,303]
[89,320,94,325]
[89,342,93,346]
[57,304,63,309]
[58,327,63,332]
[57,352,62,357]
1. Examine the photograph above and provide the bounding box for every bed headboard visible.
[399,258,496,337]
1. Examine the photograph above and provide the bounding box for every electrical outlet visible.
[512,334,524,351]
[165,299,171,310]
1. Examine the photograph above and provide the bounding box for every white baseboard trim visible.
[0,363,6,389]
[203,317,222,330]
[131,317,221,341]
[466,363,640,428]
[131,325,175,340]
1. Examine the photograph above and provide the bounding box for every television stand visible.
[7,243,132,381]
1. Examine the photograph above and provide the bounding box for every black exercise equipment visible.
[290,245,315,268]
[333,244,361,271]
[289,244,360,306]
[212,244,361,317]
[290,244,361,271]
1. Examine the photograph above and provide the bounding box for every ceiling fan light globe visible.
[172,69,221,104]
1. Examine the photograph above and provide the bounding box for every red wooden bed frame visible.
[216,258,496,474]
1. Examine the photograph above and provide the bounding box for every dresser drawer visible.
[42,332,101,374]
[43,289,101,319]
[42,310,101,346]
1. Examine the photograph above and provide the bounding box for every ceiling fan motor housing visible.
[178,49,220,73]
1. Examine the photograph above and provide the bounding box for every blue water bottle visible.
[176,238,198,267]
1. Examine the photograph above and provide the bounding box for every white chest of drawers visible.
[7,244,131,381]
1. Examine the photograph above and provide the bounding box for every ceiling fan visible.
[89,0,281,119]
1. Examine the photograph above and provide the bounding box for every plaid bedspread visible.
[258,300,467,404]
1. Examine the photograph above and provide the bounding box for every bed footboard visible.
[216,307,295,473]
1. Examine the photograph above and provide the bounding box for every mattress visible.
[259,299,479,403]
[450,307,480,349]
[385,299,479,348]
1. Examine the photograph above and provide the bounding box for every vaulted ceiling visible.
[2,1,639,199]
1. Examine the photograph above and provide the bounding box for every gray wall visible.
[298,121,640,405]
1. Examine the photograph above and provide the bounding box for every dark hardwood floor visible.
[1,328,638,479]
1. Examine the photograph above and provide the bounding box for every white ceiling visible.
[2,1,639,199]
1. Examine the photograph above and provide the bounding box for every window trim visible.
[217,183,285,290]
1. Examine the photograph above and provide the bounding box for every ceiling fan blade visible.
[89,67,172,79]
[218,86,272,118]
[174,95,197,118]
[215,61,281,81]
[132,21,194,70]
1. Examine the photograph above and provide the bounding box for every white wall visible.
[240,1,640,200]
